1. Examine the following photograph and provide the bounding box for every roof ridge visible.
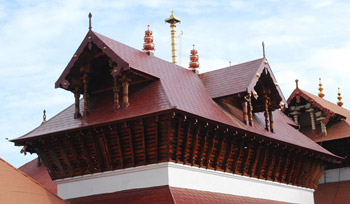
[0,157,67,203]
[199,58,264,75]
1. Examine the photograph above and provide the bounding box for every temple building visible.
[12,13,342,204]
[285,80,350,204]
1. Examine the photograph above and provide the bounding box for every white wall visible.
[56,162,314,204]
[319,167,350,184]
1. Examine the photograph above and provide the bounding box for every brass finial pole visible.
[318,78,325,98]
[262,41,266,58]
[165,11,181,64]
[337,87,344,107]
[43,109,47,123]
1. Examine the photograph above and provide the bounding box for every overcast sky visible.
[1,0,350,168]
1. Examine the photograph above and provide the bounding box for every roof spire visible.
[295,79,299,89]
[88,12,92,30]
[262,41,266,58]
[229,61,232,66]
[143,25,155,55]
[42,109,47,124]
[165,10,181,64]
[318,78,325,98]
[337,87,344,107]
[189,44,199,72]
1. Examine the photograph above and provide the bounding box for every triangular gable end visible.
[246,58,287,111]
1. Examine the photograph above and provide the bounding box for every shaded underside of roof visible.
[314,180,350,204]
[67,185,292,204]
[199,58,264,98]
[0,157,66,204]
[19,158,57,195]
[12,31,337,160]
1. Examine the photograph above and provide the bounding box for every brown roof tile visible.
[0,157,66,204]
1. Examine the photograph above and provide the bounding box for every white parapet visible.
[56,162,314,204]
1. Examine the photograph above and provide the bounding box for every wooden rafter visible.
[115,126,124,168]
[205,131,216,169]
[98,128,113,170]
[57,139,74,177]
[78,132,94,173]
[263,146,276,179]
[182,120,191,163]
[231,138,245,173]
[36,147,56,179]
[213,134,224,170]
[175,118,182,163]
[190,125,200,166]
[155,117,159,162]
[240,140,252,175]
[198,127,209,167]
[140,119,147,163]
[125,123,135,166]
[271,149,283,181]
[222,135,235,172]
[47,140,65,178]
[250,141,262,176]
[278,150,290,182]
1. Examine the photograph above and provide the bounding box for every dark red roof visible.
[314,180,350,204]
[287,88,350,142]
[12,30,337,160]
[19,158,57,195]
[199,58,286,104]
[0,157,66,204]
[67,185,292,204]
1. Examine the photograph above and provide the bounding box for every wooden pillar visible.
[264,96,270,131]
[113,75,120,110]
[83,72,89,116]
[242,100,248,125]
[248,94,253,126]
[74,87,81,118]
[306,108,316,136]
[269,111,274,132]
[121,75,130,108]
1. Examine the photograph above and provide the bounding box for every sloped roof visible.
[67,185,292,204]
[0,157,66,204]
[12,31,337,160]
[19,158,57,195]
[314,180,350,204]
[287,88,350,142]
[199,58,286,104]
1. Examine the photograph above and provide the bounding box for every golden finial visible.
[88,12,92,30]
[189,44,199,70]
[295,79,299,89]
[337,87,344,107]
[143,25,155,54]
[318,78,325,98]
[165,11,181,64]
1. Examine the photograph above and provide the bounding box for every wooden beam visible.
[240,140,252,175]
[222,135,235,172]
[155,117,159,162]
[213,134,224,170]
[190,125,200,166]
[78,132,94,173]
[125,123,135,166]
[271,149,283,181]
[285,151,297,184]
[140,119,147,163]
[198,127,209,167]
[205,131,216,169]
[57,139,74,177]
[175,118,182,163]
[36,148,57,180]
[87,130,104,172]
[231,138,245,173]
[47,140,65,178]
[263,146,276,179]
[182,121,191,163]
[277,150,290,182]
[255,143,268,178]
[115,126,124,168]
[98,129,113,170]
[62,135,83,175]
[291,154,303,186]
[250,141,262,176]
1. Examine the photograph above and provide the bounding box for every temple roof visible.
[67,185,291,204]
[0,157,66,204]
[12,30,338,160]
[287,88,350,142]
[19,158,57,195]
